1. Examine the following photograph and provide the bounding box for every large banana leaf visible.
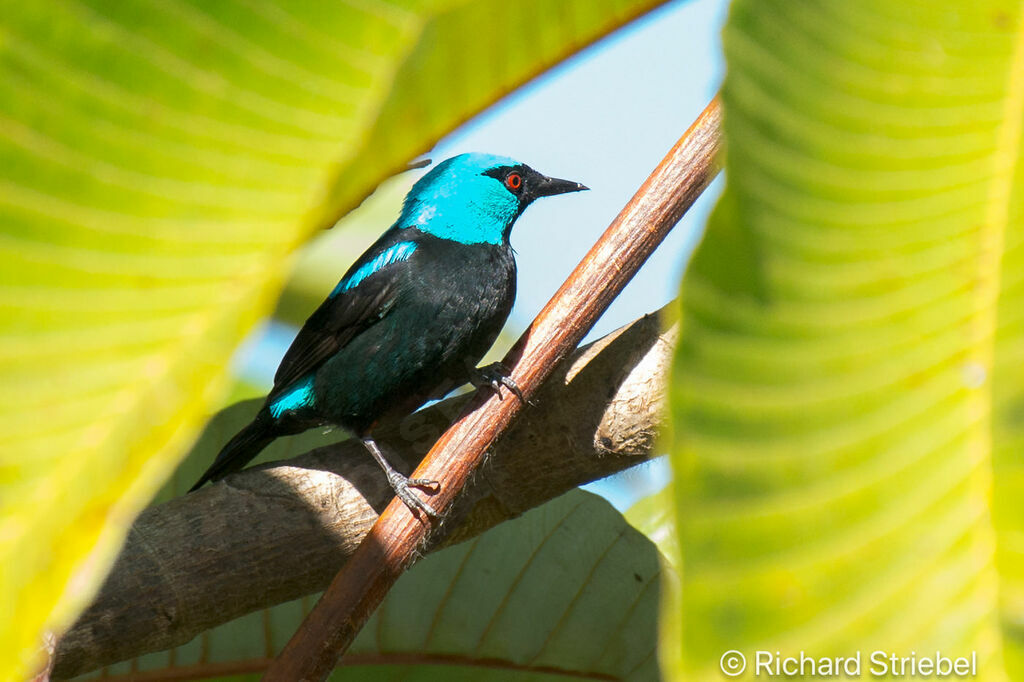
[0,0,669,678]
[78,490,661,681]
[669,1,1024,680]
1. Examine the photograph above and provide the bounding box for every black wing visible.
[270,276,397,398]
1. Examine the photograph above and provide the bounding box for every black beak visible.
[533,174,589,198]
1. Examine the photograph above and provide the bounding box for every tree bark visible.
[54,309,676,680]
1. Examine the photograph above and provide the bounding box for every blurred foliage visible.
[272,171,418,328]
[668,1,1024,680]
[0,0,670,678]
[77,490,661,681]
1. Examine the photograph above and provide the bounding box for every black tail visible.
[188,414,277,492]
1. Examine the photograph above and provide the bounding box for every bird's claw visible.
[389,473,440,518]
[408,477,440,492]
[471,362,532,405]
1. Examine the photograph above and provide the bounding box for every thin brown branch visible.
[53,310,675,679]
[266,97,723,681]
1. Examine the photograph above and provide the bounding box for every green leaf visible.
[0,0,670,677]
[624,479,678,568]
[669,1,1024,680]
[625,482,683,681]
[79,490,661,681]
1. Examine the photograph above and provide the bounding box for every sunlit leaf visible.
[625,482,684,681]
[0,0,670,677]
[624,480,677,567]
[669,1,1024,680]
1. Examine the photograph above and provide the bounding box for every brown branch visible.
[266,97,723,681]
[53,309,675,680]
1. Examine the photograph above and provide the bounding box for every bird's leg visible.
[360,437,440,519]
[468,361,531,405]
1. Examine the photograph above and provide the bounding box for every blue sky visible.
[236,0,730,508]
[433,0,728,342]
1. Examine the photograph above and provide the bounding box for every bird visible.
[189,153,587,516]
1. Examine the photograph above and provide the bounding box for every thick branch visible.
[53,310,675,680]
[268,98,722,681]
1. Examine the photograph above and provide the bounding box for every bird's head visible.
[399,153,588,246]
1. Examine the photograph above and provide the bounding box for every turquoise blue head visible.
[398,153,588,245]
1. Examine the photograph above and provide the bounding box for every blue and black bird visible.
[190,153,587,516]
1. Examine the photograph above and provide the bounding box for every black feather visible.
[271,276,395,396]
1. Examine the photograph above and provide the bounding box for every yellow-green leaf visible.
[669,1,1024,680]
[0,0,668,678]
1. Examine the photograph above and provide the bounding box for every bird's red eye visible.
[505,172,522,191]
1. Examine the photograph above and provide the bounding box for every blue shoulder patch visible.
[269,374,316,418]
[331,241,417,297]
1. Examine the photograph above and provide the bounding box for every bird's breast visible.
[405,239,516,350]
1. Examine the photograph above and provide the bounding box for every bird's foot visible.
[388,472,440,519]
[362,436,440,519]
[470,362,532,405]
